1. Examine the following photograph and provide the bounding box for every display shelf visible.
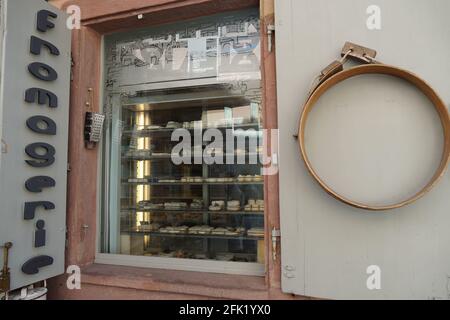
[139,250,258,262]
[121,208,264,215]
[121,180,264,186]
[121,196,203,200]
[120,153,263,162]
[122,122,261,137]
[115,85,266,259]
[126,229,264,241]
[122,95,252,113]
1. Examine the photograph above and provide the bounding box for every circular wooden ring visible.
[298,64,450,211]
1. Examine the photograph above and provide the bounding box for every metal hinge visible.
[341,42,377,64]
[271,227,281,261]
[267,24,275,53]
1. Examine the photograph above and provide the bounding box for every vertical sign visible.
[0,1,4,167]
[0,0,71,290]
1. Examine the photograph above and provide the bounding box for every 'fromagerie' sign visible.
[0,0,71,290]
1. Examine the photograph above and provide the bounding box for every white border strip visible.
[95,253,265,276]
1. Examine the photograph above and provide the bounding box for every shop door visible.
[275,0,450,299]
[0,0,71,291]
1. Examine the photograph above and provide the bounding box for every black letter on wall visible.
[26,116,57,135]
[25,176,56,193]
[25,143,56,168]
[24,201,55,220]
[28,62,58,81]
[25,88,58,108]
[22,256,54,275]
[37,10,58,32]
[35,220,46,248]
[30,36,60,56]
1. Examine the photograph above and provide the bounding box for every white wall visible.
[276,0,450,299]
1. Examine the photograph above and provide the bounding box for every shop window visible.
[100,8,265,274]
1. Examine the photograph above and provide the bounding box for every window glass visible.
[102,9,265,266]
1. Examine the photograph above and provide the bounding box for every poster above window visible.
[104,9,261,90]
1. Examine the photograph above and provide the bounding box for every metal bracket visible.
[316,60,345,90]
[271,228,281,261]
[0,242,13,294]
[1,139,7,154]
[86,87,94,111]
[267,24,275,53]
[341,41,377,63]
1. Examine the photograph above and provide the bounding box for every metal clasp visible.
[341,42,377,63]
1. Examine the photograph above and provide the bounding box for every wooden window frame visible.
[61,0,281,293]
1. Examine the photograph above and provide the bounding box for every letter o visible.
[28,62,58,81]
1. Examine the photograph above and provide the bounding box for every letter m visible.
[25,88,58,108]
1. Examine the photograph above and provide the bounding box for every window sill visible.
[80,263,270,299]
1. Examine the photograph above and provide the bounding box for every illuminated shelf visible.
[120,153,263,162]
[122,123,261,137]
[125,229,264,241]
[121,208,264,215]
[121,180,264,186]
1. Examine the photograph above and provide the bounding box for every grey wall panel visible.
[0,0,4,167]
[0,0,70,290]
[276,0,450,299]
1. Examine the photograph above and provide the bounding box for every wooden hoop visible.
[298,64,450,211]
